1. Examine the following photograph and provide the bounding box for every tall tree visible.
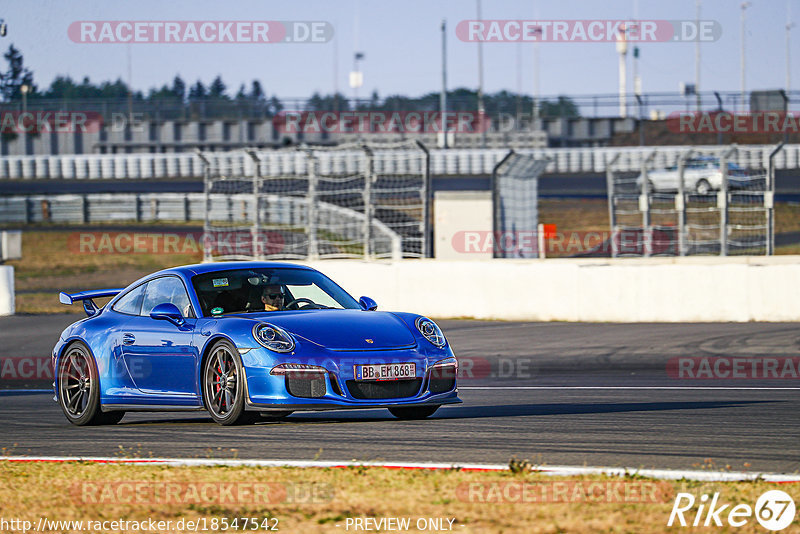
[208,75,227,99]
[235,83,247,100]
[0,44,35,101]
[171,76,186,101]
[188,80,207,100]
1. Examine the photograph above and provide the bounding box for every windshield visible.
[191,268,361,316]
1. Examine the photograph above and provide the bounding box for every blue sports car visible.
[53,262,460,426]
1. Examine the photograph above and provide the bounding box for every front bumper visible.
[240,344,460,411]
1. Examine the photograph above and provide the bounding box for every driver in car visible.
[260,285,285,311]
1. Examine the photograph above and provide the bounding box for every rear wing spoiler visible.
[59,288,124,317]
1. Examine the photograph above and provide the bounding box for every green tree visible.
[0,44,35,101]
[208,75,227,99]
[188,80,207,100]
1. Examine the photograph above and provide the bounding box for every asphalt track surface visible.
[1,314,799,473]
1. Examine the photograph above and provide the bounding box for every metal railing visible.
[606,143,782,257]
[0,144,798,180]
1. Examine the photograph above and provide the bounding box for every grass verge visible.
[0,461,796,533]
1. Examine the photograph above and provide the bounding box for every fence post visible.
[605,153,621,258]
[245,149,262,260]
[641,150,657,257]
[719,145,737,256]
[766,142,784,256]
[676,149,693,256]
[197,150,212,262]
[362,144,374,259]
[81,194,89,224]
[306,148,319,260]
[415,140,432,258]
[491,150,515,258]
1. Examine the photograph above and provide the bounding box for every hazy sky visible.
[1,0,796,100]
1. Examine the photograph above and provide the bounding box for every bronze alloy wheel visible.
[203,340,258,425]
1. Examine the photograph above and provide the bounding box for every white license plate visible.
[355,363,416,381]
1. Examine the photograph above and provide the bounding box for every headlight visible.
[415,317,446,348]
[253,323,295,353]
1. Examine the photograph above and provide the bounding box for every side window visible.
[112,284,147,316]
[141,277,194,318]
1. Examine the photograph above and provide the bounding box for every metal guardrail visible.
[0,192,403,261]
[0,144,798,180]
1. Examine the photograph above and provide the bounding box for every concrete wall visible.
[301,257,800,322]
[0,266,14,316]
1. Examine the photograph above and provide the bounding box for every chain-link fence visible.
[201,141,429,262]
[607,144,782,257]
[491,152,551,258]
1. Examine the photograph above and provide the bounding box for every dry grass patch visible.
[0,462,796,533]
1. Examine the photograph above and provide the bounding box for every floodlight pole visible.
[476,0,486,147]
[740,2,751,112]
[440,19,448,149]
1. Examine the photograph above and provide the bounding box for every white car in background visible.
[636,158,762,194]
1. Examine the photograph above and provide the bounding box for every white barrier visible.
[0,266,14,316]
[1,144,799,180]
[302,257,800,322]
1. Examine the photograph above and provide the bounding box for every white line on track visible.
[1,456,797,482]
[460,386,800,390]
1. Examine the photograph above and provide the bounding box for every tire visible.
[388,405,440,420]
[696,179,711,194]
[58,341,122,426]
[202,340,258,425]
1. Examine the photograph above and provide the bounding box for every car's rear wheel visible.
[388,405,440,420]
[696,179,711,194]
[58,342,123,426]
[202,340,258,425]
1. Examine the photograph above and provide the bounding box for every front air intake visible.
[346,379,423,400]
[285,372,327,398]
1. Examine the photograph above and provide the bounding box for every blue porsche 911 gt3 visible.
[52,262,460,425]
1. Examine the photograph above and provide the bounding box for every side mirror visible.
[150,302,185,326]
[359,296,378,311]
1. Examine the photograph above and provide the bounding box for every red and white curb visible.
[1,456,798,483]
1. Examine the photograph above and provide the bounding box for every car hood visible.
[246,310,417,351]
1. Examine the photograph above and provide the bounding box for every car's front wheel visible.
[202,340,258,425]
[389,405,440,420]
[58,341,124,426]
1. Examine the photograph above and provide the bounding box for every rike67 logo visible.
[668,490,796,531]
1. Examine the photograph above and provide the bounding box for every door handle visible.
[122,333,135,345]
